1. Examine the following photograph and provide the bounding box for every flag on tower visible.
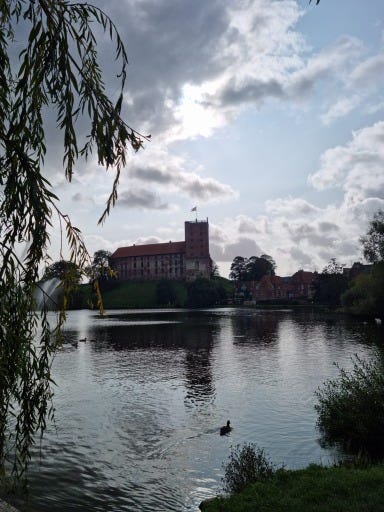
[191,206,197,212]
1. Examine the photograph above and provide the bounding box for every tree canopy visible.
[0,0,145,481]
[360,209,384,264]
[42,260,82,284]
[230,255,276,282]
[312,258,348,307]
[342,210,384,317]
[86,250,113,281]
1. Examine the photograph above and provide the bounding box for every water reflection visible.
[230,310,280,346]
[10,308,382,512]
[183,326,216,407]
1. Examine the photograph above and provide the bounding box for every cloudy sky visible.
[45,0,384,277]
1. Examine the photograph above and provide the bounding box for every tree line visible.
[310,210,384,316]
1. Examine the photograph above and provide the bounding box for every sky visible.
[42,0,384,277]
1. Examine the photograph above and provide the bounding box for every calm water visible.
[14,308,383,511]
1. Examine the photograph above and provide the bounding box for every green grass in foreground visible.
[201,464,384,512]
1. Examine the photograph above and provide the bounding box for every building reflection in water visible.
[229,310,281,347]
[84,312,219,408]
[183,321,217,407]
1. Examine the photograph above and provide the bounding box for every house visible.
[289,270,316,299]
[235,270,317,302]
[111,219,212,281]
[343,262,372,279]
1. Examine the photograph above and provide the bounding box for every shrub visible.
[315,352,384,458]
[222,443,275,494]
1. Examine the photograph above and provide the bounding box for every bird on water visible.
[220,420,232,436]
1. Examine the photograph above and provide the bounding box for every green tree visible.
[229,256,246,281]
[92,250,112,272]
[40,260,83,309]
[341,211,384,318]
[187,278,226,308]
[230,255,275,282]
[156,279,177,306]
[245,255,275,280]
[86,249,114,282]
[210,261,220,278]
[315,353,384,457]
[342,263,384,318]
[0,1,145,481]
[313,258,348,307]
[260,254,277,273]
[360,209,384,263]
[42,260,82,284]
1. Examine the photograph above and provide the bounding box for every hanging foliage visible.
[0,0,147,482]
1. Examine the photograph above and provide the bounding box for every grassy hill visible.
[75,276,232,310]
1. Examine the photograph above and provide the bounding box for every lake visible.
[13,308,383,511]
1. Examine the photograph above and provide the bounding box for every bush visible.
[341,261,384,318]
[315,353,384,458]
[222,443,275,494]
[186,278,225,308]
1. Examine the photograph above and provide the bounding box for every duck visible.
[220,420,232,436]
[79,338,87,342]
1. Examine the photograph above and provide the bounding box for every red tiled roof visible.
[290,270,316,284]
[111,241,186,258]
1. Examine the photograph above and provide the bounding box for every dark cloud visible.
[289,247,312,266]
[117,188,169,210]
[217,78,285,107]
[336,240,360,256]
[131,166,172,184]
[182,176,235,200]
[95,0,231,131]
[130,164,236,201]
[211,237,263,262]
[318,221,340,233]
[209,225,228,244]
[72,193,83,202]
[288,223,337,247]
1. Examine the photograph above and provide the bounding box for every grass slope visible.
[201,464,384,512]
[100,280,158,309]
[77,277,232,310]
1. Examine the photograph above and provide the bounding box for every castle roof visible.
[111,241,186,258]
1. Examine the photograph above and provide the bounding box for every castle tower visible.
[184,219,211,280]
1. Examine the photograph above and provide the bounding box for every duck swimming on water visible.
[220,420,232,436]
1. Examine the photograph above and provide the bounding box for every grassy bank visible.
[201,464,384,512]
[74,276,232,309]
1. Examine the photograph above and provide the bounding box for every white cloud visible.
[321,95,361,125]
[265,197,319,216]
[288,36,363,99]
[350,54,384,88]
[366,101,384,114]
[309,121,384,196]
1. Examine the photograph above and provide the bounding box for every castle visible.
[111,219,212,281]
